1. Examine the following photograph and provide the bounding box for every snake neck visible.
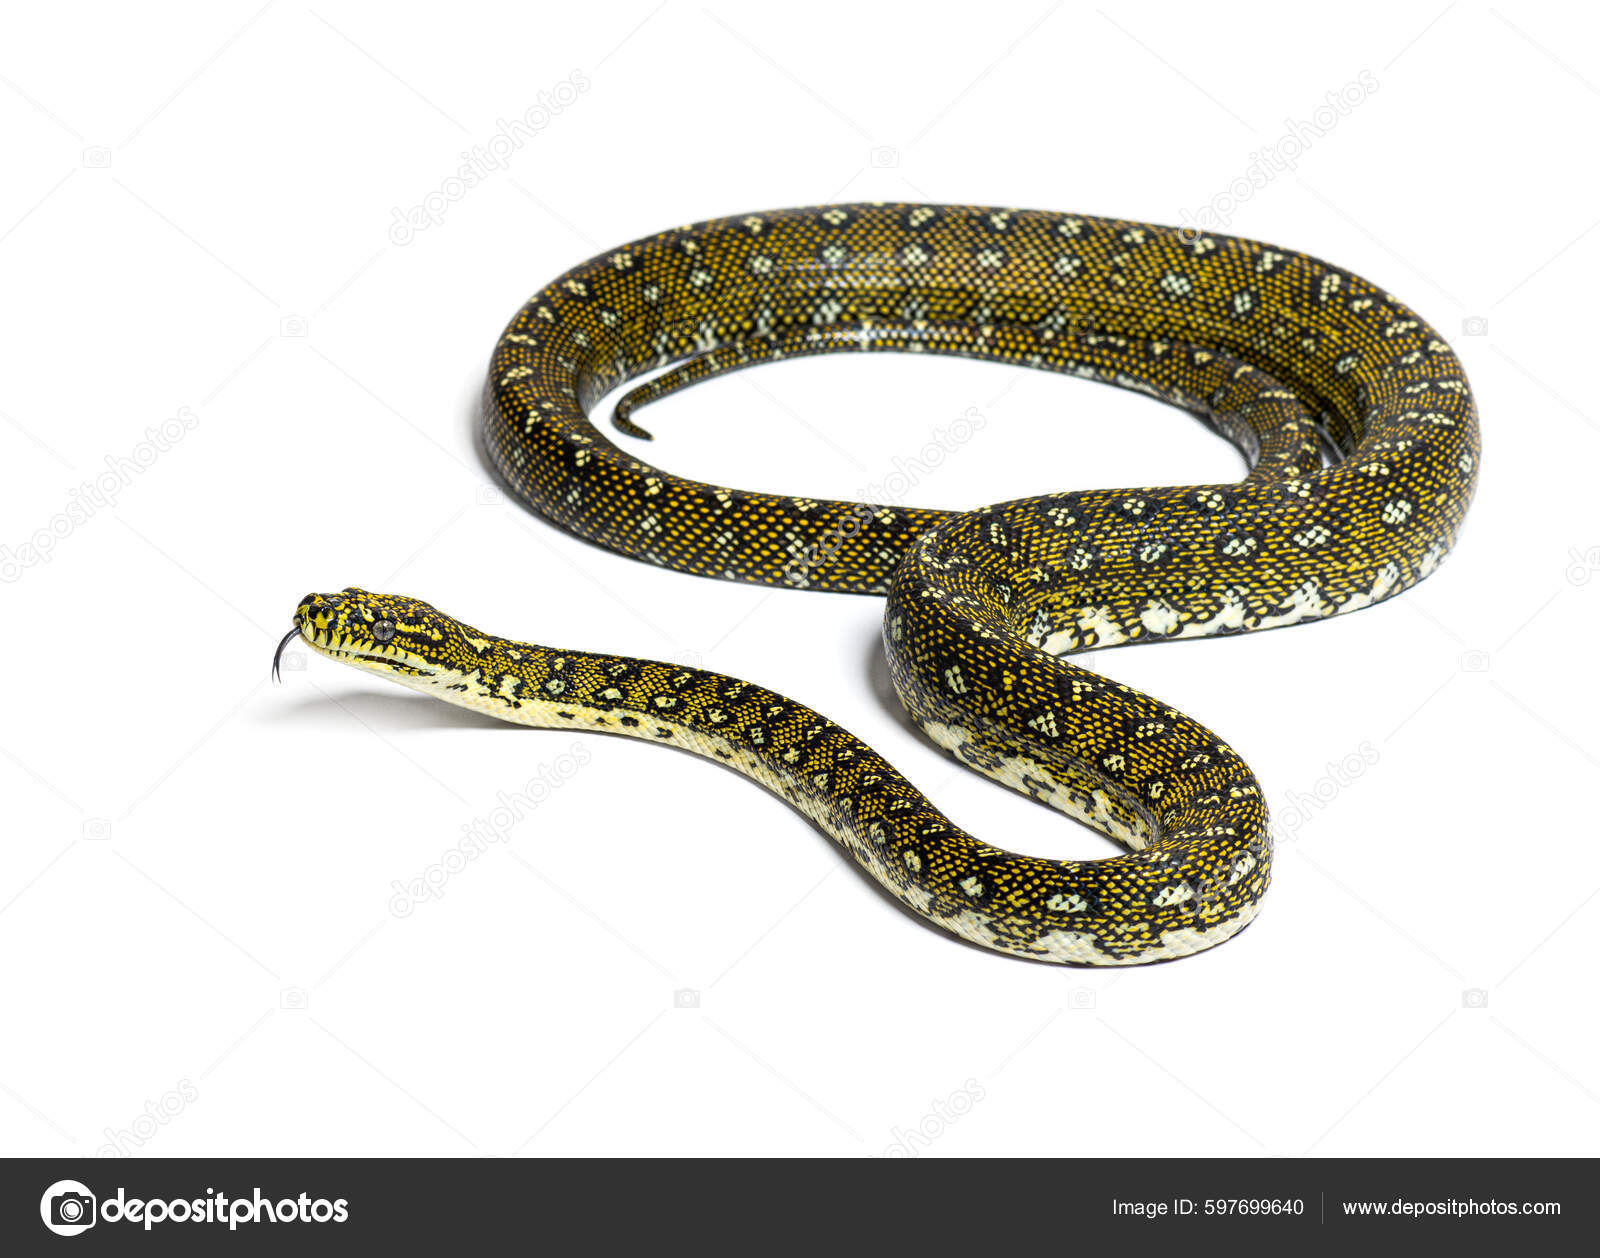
[332,624,1267,966]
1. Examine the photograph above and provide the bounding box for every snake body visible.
[291,204,1479,965]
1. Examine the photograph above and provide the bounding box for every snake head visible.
[281,587,473,681]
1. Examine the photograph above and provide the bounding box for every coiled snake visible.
[282,204,1479,965]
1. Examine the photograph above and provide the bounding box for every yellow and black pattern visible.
[294,204,1478,964]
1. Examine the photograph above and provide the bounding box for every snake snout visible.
[296,590,337,615]
[275,591,342,680]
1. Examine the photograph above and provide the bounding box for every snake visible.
[279,204,1479,966]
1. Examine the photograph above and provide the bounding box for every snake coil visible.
[289,204,1479,965]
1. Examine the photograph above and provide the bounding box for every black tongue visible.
[271,625,302,682]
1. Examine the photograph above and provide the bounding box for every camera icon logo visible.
[1462,988,1489,1009]
[673,988,700,1009]
[869,145,901,169]
[1566,546,1600,587]
[1067,987,1097,1011]
[1459,649,1491,673]
[82,147,111,169]
[40,1179,96,1236]
[279,315,309,338]
[1461,316,1489,337]
[81,818,112,841]
[476,485,505,506]
[280,987,309,1010]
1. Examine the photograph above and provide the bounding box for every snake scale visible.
[284,203,1479,965]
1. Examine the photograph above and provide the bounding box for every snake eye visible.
[372,618,396,643]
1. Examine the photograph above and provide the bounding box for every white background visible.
[1,0,1596,1159]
